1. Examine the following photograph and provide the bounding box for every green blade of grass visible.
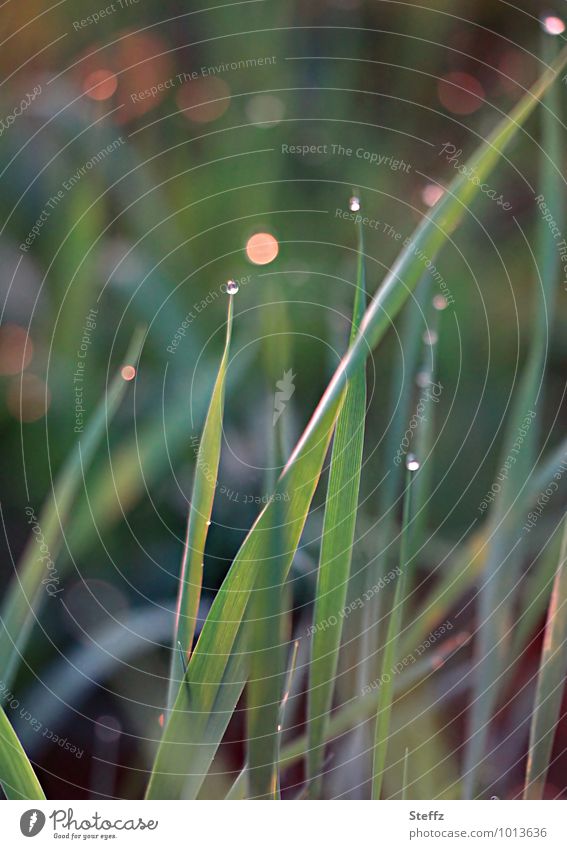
[524,518,567,800]
[372,461,417,799]
[225,766,248,800]
[306,215,367,797]
[0,707,45,800]
[246,292,291,800]
[146,55,567,799]
[402,747,410,800]
[463,36,565,798]
[411,305,441,551]
[226,637,300,800]
[359,273,434,690]
[246,498,287,799]
[0,327,145,691]
[166,294,234,712]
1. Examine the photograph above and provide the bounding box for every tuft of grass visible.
[306,213,367,797]
[145,49,567,798]
[524,518,567,800]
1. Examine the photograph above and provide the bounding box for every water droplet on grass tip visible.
[349,196,361,212]
[226,279,239,294]
[406,454,420,472]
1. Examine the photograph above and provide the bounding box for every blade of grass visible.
[524,517,567,799]
[225,639,299,800]
[146,55,567,799]
[411,304,442,550]
[0,706,45,800]
[226,636,301,800]
[358,273,434,696]
[278,638,300,739]
[306,213,367,797]
[225,766,248,800]
[0,327,145,691]
[246,499,287,799]
[402,747,410,800]
[372,460,417,799]
[246,292,291,800]
[166,294,234,712]
[463,35,565,797]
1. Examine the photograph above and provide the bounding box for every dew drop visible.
[415,370,431,388]
[433,294,448,311]
[541,14,565,35]
[406,454,420,472]
[226,279,239,295]
[349,195,361,212]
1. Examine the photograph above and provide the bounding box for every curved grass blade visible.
[524,517,567,799]
[146,55,567,799]
[0,706,45,800]
[372,460,417,799]
[0,327,145,691]
[166,294,234,712]
[306,215,367,797]
[463,36,565,797]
